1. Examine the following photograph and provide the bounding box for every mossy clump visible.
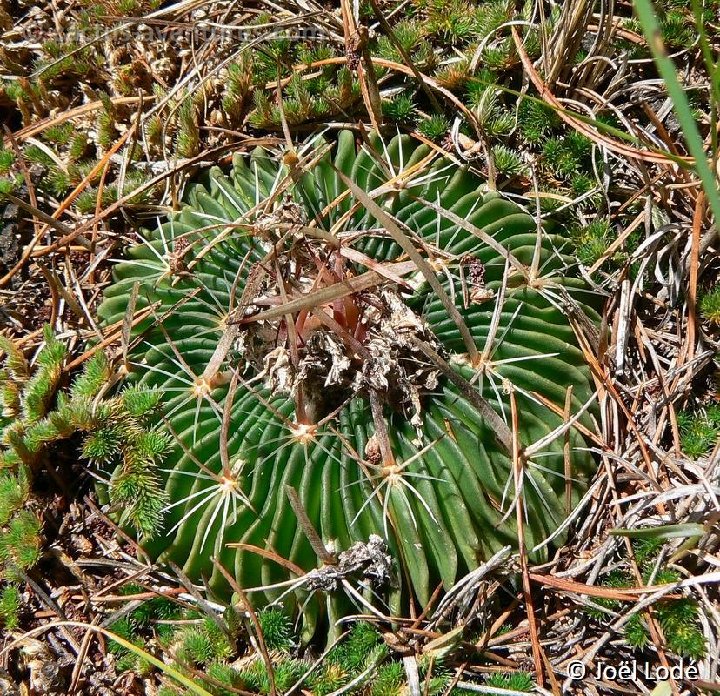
[588,544,706,660]
[572,219,613,267]
[0,584,20,630]
[257,607,293,652]
[700,285,720,324]
[677,405,720,458]
[417,114,450,141]
[486,671,534,691]
[0,327,171,628]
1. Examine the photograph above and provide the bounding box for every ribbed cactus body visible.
[98,132,598,632]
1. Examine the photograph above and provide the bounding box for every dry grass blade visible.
[510,390,544,688]
[1,621,213,696]
[341,0,383,131]
[333,166,480,364]
[236,262,417,325]
[1,96,154,148]
[527,573,684,601]
[510,26,690,166]
[211,560,278,696]
[285,485,338,565]
[545,0,594,87]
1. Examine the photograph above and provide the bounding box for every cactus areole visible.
[98,132,598,637]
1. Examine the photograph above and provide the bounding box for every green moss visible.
[251,38,294,85]
[584,569,629,620]
[257,658,307,694]
[481,41,513,71]
[700,286,720,324]
[23,145,55,168]
[107,616,152,674]
[0,178,18,197]
[176,627,217,666]
[678,406,720,458]
[474,0,511,37]
[329,622,383,673]
[590,557,706,658]
[660,9,695,47]
[257,608,293,652]
[485,109,513,138]
[44,123,75,146]
[176,100,200,158]
[465,76,498,112]
[659,598,706,659]
[486,671,534,691]
[222,61,251,125]
[383,92,417,123]
[418,657,451,695]
[467,83,504,131]
[376,19,426,62]
[1,329,168,542]
[296,43,337,66]
[0,585,20,630]
[517,97,560,143]
[565,131,592,161]
[0,511,42,581]
[625,612,650,649]
[75,188,108,214]
[97,111,118,149]
[0,148,14,175]
[309,663,349,695]
[82,428,121,464]
[569,173,596,198]
[0,469,29,526]
[417,114,450,141]
[572,219,613,266]
[370,661,405,696]
[633,537,664,568]
[492,144,525,177]
[45,168,72,197]
[204,661,247,695]
[543,137,581,179]
[4,81,28,102]
[108,616,137,653]
[424,0,477,43]
[176,620,232,666]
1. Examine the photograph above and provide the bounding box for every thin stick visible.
[510,390,544,688]
[211,560,278,696]
[563,386,574,518]
[285,485,338,565]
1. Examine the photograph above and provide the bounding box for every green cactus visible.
[98,131,599,636]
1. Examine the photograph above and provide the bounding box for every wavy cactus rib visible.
[98,131,598,632]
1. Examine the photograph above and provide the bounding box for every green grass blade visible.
[610,522,705,540]
[633,0,720,222]
[2,622,214,696]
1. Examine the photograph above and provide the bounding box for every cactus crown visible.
[98,131,598,636]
